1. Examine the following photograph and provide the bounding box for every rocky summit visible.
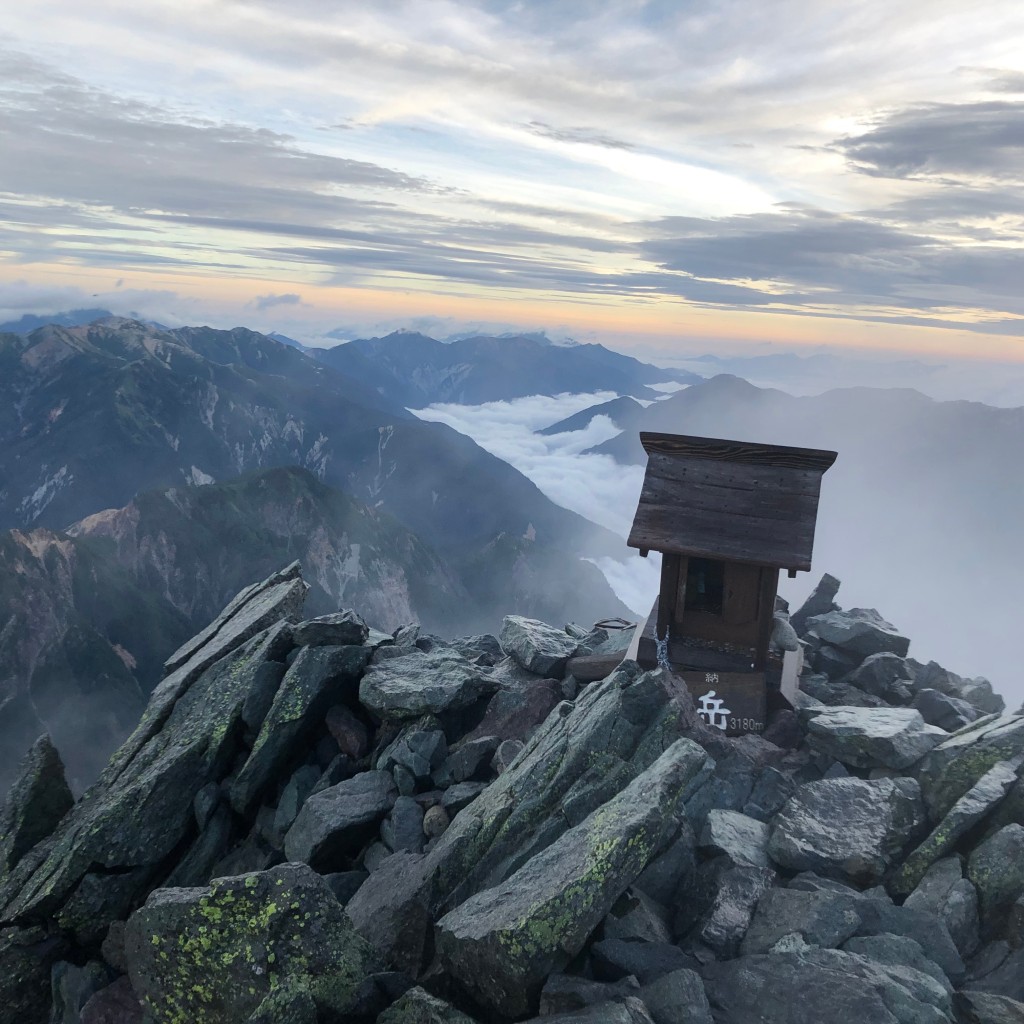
[0,566,1022,1024]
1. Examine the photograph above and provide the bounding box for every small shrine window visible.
[684,557,724,615]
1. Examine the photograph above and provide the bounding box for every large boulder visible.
[375,987,478,1023]
[805,707,945,770]
[702,947,952,1024]
[805,608,910,659]
[292,610,369,648]
[767,777,926,886]
[229,643,371,815]
[698,809,770,869]
[890,761,1019,897]
[359,650,500,719]
[955,991,1024,1024]
[0,733,73,875]
[284,771,397,870]
[915,715,1024,820]
[790,573,840,636]
[499,615,578,676]
[0,926,69,1024]
[838,653,914,703]
[741,887,862,955]
[434,738,711,1017]
[124,863,378,1024]
[968,824,1024,936]
[904,858,980,956]
[0,623,294,933]
[912,690,980,733]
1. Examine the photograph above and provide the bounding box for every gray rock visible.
[968,824,1024,936]
[695,862,777,955]
[602,887,672,944]
[434,738,711,1017]
[441,781,487,814]
[114,572,303,778]
[811,644,864,682]
[325,704,369,760]
[915,715,1024,819]
[790,573,841,636]
[375,986,478,1023]
[499,614,578,675]
[800,671,883,707]
[744,766,800,821]
[806,707,945,770]
[292,609,369,647]
[640,968,713,1024]
[240,661,287,735]
[378,727,448,780]
[0,733,73,875]
[955,991,1024,1024]
[634,823,697,907]
[0,926,68,1024]
[526,998,655,1024]
[50,959,112,1024]
[359,650,500,719]
[699,809,770,868]
[344,852,434,975]
[853,900,965,982]
[492,738,525,774]
[229,644,371,815]
[839,653,914,702]
[590,939,696,984]
[912,689,979,733]
[79,975,145,1024]
[448,634,503,666]
[284,770,397,870]
[192,782,220,830]
[840,934,951,992]
[465,679,563,747]
[162,803,233,888]
[891,761,1019,896]
[539,973,641,1015]
[768,776,926,886]
[741,887,862,955]
[963,945,1024,1002]
[806,607,911,659]
[435,735,500,786]
[124,863,378,1024]
[323,869,367,905]
[272,763,322,839]
[381,795,424,854]
[0,623,293,931]
[422,804,450,838]
[702,947,952,1024]
[909,661,1005,716]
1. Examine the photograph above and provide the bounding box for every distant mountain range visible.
[0,308,116,335]
[312,329,700,406]
[550,374,1024,691]
[0,316,640,789]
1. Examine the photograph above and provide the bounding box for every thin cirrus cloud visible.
[0,2,1023,355]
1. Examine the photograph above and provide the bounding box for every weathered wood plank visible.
[657,554,681,640]
[628,504,816,569]
[645,451,824,497]
[640,431,837,472]
[636,471,820,524]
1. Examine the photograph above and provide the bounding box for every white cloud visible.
[412,392,658,615]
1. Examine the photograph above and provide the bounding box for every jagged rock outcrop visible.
[1,564,1019,1024]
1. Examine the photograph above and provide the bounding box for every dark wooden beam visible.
[753,567,779,671]
[657,553,681,641]
[639,431,838,472]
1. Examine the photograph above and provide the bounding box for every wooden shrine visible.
[628,431,837,735]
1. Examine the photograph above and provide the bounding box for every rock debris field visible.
[1,563,1023,1024]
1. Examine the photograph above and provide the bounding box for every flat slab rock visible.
[499,615,578,676]
[359,650,500,718]
[702,947,951,1024]
[767,776,926,886]
[435,738,710,1018]
[806,706,945,770]
[123,863,378,1024]
[805,608,910,659]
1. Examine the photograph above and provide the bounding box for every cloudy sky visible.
[2,1,1023,359]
